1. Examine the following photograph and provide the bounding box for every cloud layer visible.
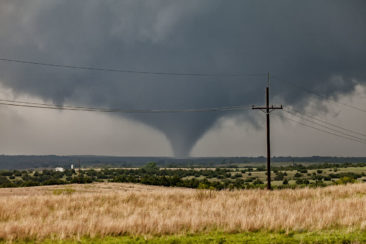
[0,0,365,156]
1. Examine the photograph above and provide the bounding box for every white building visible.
[55,167,65,172]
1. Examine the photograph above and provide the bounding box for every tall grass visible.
[0,183,365,241]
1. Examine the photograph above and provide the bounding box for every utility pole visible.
[252,72,283,190]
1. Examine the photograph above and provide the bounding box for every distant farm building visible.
[55,167,65,172]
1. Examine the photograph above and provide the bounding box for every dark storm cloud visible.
[0,0,365,156]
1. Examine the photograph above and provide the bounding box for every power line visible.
[283,110,366,143]
[285,107,366,138]
[0,57,265,78]
[278,114,366,145]
[272,76,366,113]
[0,99,250,113]
[0,99,99,110]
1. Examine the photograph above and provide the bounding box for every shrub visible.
[256,167,265,172]
[296,179,309,185]
[253,179,264,185]
[336,176,355,185]
[198,183,209,189]
[274,174,284,181]
[324,176,331,181]
[233,173,242,178]
[0,171,12,176]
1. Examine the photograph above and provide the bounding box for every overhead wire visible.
[0,98,101,110]
[284,107,366,138]
[0,99,251,113]
[277,113,366,145]
[283,109,366,143]
[0,57,265,78]
[0,57,259,113]
[1,58,365,146]
[272,75,366,113]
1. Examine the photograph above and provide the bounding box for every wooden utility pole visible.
[252,72,283,190]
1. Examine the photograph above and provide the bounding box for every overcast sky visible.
[0,0,365,157]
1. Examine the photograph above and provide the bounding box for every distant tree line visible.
[0,162,365,190]
[0,155,365,170]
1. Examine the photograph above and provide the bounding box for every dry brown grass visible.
[0,183,366,241]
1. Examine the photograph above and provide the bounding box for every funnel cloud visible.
[0,0,365,156]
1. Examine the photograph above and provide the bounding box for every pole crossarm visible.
[252,105,283,113]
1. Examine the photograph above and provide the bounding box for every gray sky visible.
[0,0,365,157]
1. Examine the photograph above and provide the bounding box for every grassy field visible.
[6,231,366,243]
[0,183,366,243]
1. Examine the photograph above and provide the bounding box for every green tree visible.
[143,162,159,172]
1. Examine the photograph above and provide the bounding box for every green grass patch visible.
[52,188,76,195]
[8,230,366,244]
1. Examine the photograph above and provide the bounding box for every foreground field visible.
[7,231,366,243]
[0,183,366,242]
